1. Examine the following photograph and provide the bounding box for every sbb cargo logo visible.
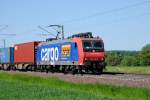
[41,47,59,64]
[61,44,71,57]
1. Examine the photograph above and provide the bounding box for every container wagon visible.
[0,47,14,70]
[14,41,40,70]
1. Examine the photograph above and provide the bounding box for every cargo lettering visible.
[41,47,59,64]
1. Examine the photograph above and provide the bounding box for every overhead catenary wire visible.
[8,1,150,38]
[38,26,56,37]
[62,0,150,24]
[0,25,17,36]
[0,34,16,36]
[102,12,150,25]
[0,25,8,32]
[64,11,150,37]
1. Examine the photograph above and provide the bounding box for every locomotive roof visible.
[38,37,103,46]
[38,39,72,46]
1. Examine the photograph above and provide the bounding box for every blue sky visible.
[0,0,150,50]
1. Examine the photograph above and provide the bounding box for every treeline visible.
[106,44,150,66]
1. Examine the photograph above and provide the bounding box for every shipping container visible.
[0,47,14,64]
[14,41,40,64]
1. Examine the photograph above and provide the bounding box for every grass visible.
[105,66,150,74]
[0,72,150,100]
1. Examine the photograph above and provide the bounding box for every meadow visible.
[0,72,150,100]
[105,66,150,74]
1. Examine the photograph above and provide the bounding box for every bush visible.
[121,56,140,66]
[106,52,122,66]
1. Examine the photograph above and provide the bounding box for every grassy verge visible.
[105,66,150,74]
[0,72,150,100]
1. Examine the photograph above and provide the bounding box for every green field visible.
[105,66,150,74]
[0,72,150,100]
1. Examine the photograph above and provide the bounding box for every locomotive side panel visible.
[36,42,78,65]
[36,43,61,65]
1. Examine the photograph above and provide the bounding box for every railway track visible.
[1,70,150,89]
[85,73,150,82]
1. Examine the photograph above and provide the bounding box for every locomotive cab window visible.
[83,40,104,52]
[93,41,104,51]
[83,41,92,49]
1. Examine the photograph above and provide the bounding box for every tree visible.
[106,52,123,66]
[140,44,150,66]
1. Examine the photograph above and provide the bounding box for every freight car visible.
[0,32,106,74]
[14,41,40,71]
[0,47,14,70]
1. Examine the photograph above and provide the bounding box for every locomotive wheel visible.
[45,66,50,73]
[61,66,66,74]
[50,66,54,73]
[63,66,73,74]
[85,66,90,74]
[40,66,45,72]
[71,66,77,75]
[33,66,37,72]
[78,66,83,75]
[63,66,68,74]
[55,66,60,72]
[92,67,103,75]
[98,67,103,74]
[91,67,98,75]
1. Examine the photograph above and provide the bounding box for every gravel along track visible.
[3,71,150,89]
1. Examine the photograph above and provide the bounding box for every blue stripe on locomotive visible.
[36,42,78,65]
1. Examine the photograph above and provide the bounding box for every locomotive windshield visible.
[83,40,104,52]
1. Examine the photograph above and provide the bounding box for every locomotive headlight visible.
[85,58,87,60]
[92,50,95,52]
[101,57,105,61]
